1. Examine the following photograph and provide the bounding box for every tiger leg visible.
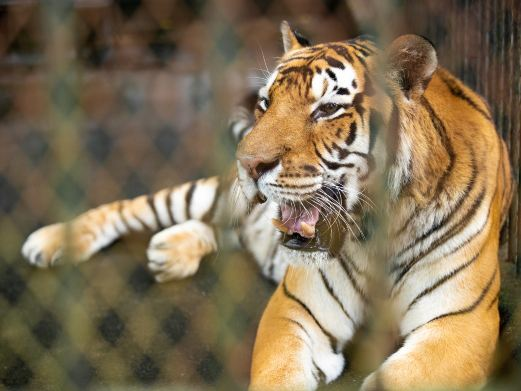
[361,294,499,391]
[250,265,360,391]
[22,176,225,269]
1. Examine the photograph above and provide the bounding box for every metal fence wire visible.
[0,0,520,390]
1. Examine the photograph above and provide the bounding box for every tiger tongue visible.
[278,203,320,238]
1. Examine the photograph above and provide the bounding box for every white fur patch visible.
[169,182,189,222]
[237,161,259,201]
[388,131,413,199]
[310,64,358,113]
[189,177,219,220]
[154,188,175,227]
[259,70,278,99]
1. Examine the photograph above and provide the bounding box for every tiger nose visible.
[239,157,280,180]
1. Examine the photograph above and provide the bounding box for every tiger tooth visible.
[300,222,315,238]
[272,218,290,234]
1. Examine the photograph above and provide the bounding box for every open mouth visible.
[271,187,345,253]
[273,203,326,252]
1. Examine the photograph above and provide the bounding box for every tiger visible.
[22,21,513,390]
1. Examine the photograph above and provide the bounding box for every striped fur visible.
[22,23,513,391]
[22,108,286,283]
[242,28,513,391]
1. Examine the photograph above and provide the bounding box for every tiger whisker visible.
[317,189,364,239]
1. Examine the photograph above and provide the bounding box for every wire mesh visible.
[0,0,520,390]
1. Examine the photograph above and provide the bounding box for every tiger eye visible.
[314,103,341,119]
[321,103,339,114]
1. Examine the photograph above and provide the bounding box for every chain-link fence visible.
[1,0,520,390]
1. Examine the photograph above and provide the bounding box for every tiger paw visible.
[146,221,217,283]
[21,223,97,268]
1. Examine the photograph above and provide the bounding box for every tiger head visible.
[236,22,437,257]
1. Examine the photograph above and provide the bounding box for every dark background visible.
[0,1,520,390]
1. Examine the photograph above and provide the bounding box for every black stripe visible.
[393,191,492,301]
[322,140,333,154]
[338,256,368,304]
[202,181,221,223]
[303,164,319,174]
[282,279,339,353]
[353,53,368,70]
[337,147,349,160]
[319,268,356,325]
[439,72,493,122]
[316,149,354,170]
[281,316,313,347]
[395,205,417,237]
[112,220,125,236]
[312,360,327,384]
[91,214,107,238]
[166,189,176,225]
[351,93,365,117]
[279,65,314,77]
[336,87,350,95]
[394,150,477,261]
[111,203,126,235]
[184,182,196,220]
[342,254,364,277]
[314,142,366,171]
[487,290,500,310]
[280,317,327,384]
[405,249,481,312]
[349,42,373,56]
[325,56,345,69]
[393,186,488,286]
[331,142,342,153]
[420,97,455,198]
[132,210,153,230]
[328,44,353,62]
[346,122,357,145]
[117,201,132,232]
[348,40,375,54]
[267,261,275,280]
[408,267,497,336]
[325,68,337,81]
[146,194,162,229]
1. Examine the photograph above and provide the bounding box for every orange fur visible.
[22,25,514,391]
[240,30,513,390]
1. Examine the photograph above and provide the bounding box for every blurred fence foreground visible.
[1,1,521,390]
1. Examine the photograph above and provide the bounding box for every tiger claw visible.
[33,251,44,267]
[50,249,64,266]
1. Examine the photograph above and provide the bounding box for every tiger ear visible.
[280,20,310,53]
[387,34,437,100]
